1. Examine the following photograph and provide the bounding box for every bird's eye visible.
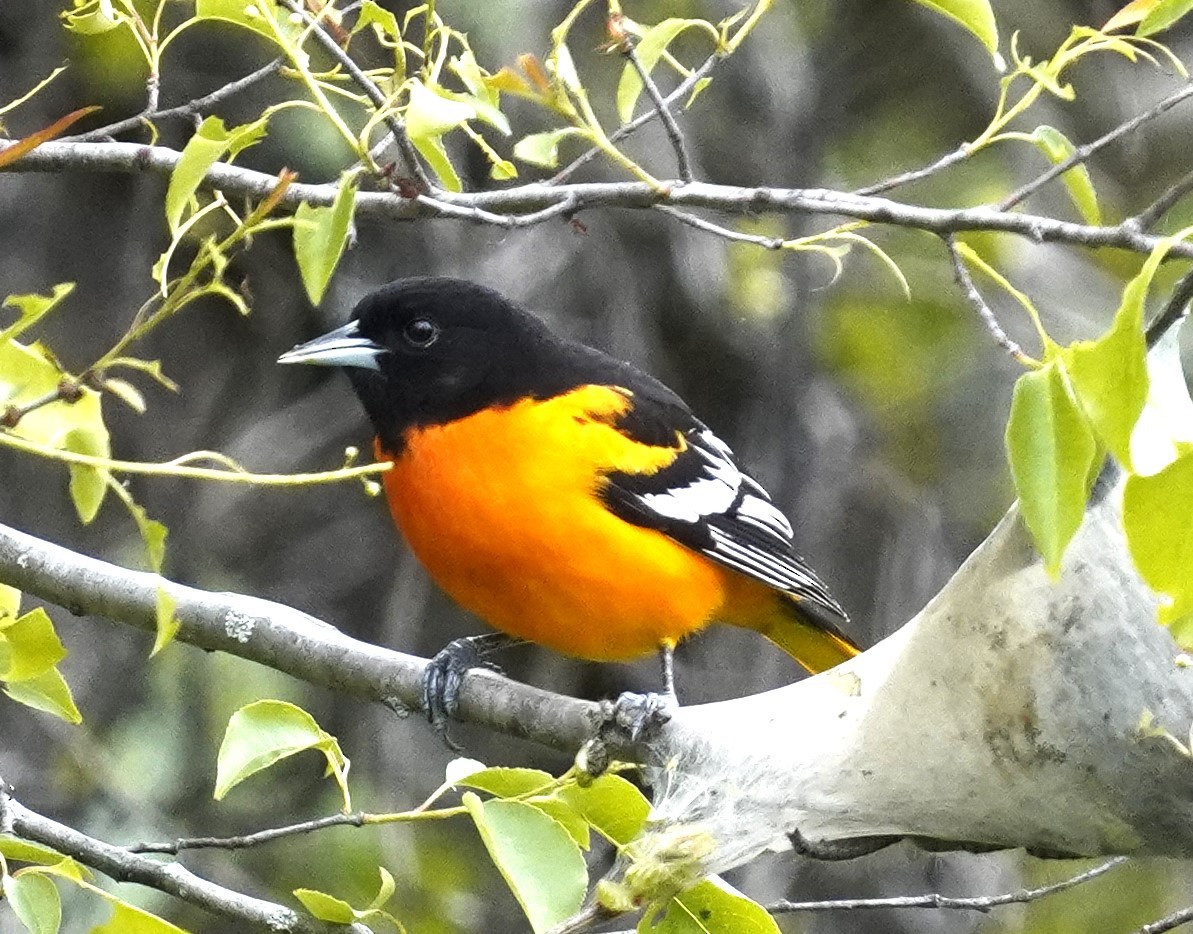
[403,317,439,347]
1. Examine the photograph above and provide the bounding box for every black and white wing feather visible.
[600,418,849,629]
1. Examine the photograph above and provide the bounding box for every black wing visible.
[598,400,849,627]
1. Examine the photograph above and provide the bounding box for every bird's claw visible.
[576,691,675,780]
[422,633,514,751]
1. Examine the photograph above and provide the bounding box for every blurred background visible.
[2,0,1193,930]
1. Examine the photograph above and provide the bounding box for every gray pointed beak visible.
[277,320,384,371]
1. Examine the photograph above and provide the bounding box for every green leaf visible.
[1,283,74,342]
[1139,0,1193,34]
[5,872,61,934]
[1029,126,1101,225]
[63,425,109,524]
[642,878,780,934]
[86,884,187,934]
[1006,361,1098,576]
[512,129,585,169]
[1065,277,1149,471]
[406,81,477,139]
[293,171,358,306]
[457,767,554,797]
[463,792,587,933]
[152,588,179,657]
[1125,447,1193,630]
[194,0,300,47]
[0,608,67,682]
[412,134,461,192]
[354,0,400,40]
[559,773,651,846]
[526,795,590,849]
[214,699,351,809]
[0,583,19,619]
[616,20,714,123]
[4,667,82,724]
[368,867,396,911]
[164,116,268,233]
[0,837,68,867]
[294,888,357,923]
[60,0,123,34]
[909,0,999,57]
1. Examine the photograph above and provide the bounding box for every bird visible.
[278,277,859,736]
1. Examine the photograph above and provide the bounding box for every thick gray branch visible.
[3,140,1191,258]
[0,522,598,752]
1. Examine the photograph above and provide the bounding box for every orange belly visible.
[377,385,758,660]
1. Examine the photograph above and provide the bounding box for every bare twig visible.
[944,234,1029,362]
[656,204,782,247]
[5,139,1193,259]
[1146,267,1193,349]
[1136,905,1193,934]
[998,81,1193,212]
[623,45,694,183]
[853,145,970,196]
[551,53,720,184]
[1129,168,1193,233]
[3,788,369,933]
[279,0,435,193]
[67,59,284,142]
[770,857,1128,914]
[129,814,366,854]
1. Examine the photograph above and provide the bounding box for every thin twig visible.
[944,234,1029,362]
[280,0,435,193]
[656,204,782,247]
[67,59,284,142]
[551,53,720,184]
[998,81,1193,212]
[3,788,369,933]
[853,145,971,196]
[1146,267,1193,349]
[129,813,366,854]
[1129,168,1193,233]
[6,140,1193,259]
[623,45,693,183]
[1137,905,1193,934]
[769,857,1128,914]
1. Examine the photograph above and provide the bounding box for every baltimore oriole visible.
[279,277,859,730]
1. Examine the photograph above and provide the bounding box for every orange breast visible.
[377,385,743,660]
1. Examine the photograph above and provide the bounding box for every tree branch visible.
[4,140,1191,258]
[768,857,1127,913]
[622,46,694,183]
[0,521,599,753]
[3,787,370,933]
[943,234,1029,363]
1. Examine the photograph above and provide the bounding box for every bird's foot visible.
[423,633,520,751]
[576,691,675,780]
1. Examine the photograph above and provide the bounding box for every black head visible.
[279,277,619,451]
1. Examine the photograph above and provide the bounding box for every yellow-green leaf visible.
[512,129,585,168]
[559,773,650,846]
[1139,0,1193,34]
[1006,361,1098,576]
[457,767,554,798]
[412,133,461,191]
[0,837,68,867]
[1,283,74,342]
[4,667,82,724]
[63,425,109,524]
[85,882,187,934]
[1125,446,1193,631]
[1029,126,1101,225]
[354,0,399,40]
[4,872,61,934]
[164,115,268,233]
[406,81,477,140]
[294,888,357,923]
[0,608,67,682]
[194,0,299,47]
[1106,0,1162,30]
[214,699,350,809]
[152,588,179,657]
[463,793,587,933]
[643,878,780,934]
[60,0,123,34]
[908,0,999,57]
[616,19,715,124]
[0,583,19,619]
[293,171,358,306]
